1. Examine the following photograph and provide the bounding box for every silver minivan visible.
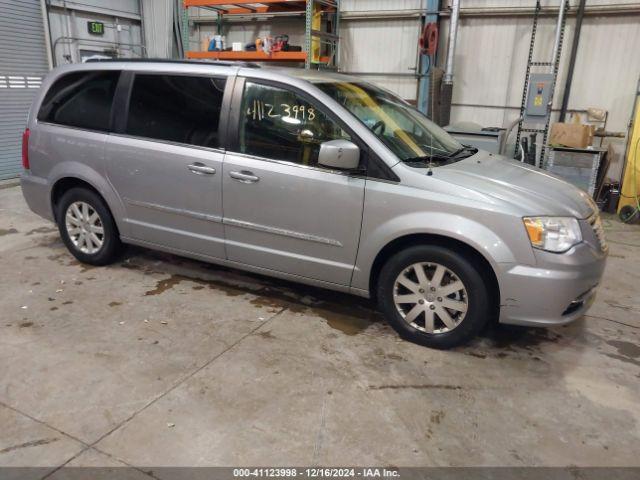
[20,60,607,348]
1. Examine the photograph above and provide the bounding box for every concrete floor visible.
[1,182,639,473]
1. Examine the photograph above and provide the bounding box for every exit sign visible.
[87,21,104,35]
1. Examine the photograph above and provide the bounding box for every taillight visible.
[22,128,30,170]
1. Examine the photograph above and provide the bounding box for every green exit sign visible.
[87,21,104,35]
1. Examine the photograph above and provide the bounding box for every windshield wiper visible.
[447,145,478,158]
[404,146,478,166]
[403,154,449,166]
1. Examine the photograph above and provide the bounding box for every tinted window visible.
[126,74,226,148]
[239,81,352,167]
[38,71,120,131]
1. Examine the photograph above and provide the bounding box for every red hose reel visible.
[419,22,439,56]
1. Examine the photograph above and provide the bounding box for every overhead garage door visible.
[0,0,49,180]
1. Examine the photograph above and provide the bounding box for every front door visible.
[222,79,365,285]
[106,72,230,259]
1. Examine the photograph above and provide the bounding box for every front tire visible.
[56,187,122,266]
[377,245,491,349]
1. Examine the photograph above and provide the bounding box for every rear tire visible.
[377,245,491,349]
[56,187,122,266]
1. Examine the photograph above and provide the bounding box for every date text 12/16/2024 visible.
[233,468,400,478]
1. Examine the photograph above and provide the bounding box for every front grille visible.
[589,213,608,252]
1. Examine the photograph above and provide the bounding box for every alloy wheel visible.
[65,201,105,254]
[392,262,468,334]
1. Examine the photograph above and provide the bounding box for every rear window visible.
[125,74,227,148]
[38,70,120,132]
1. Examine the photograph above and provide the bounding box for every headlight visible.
[523,216,582,253]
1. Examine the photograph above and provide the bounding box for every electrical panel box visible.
[524,73,553,122]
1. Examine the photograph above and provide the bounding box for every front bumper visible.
[497,240,607,327]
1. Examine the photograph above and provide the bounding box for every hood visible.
[434,151,596,218]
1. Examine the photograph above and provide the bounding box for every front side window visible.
[126,74,227,148]
[315,80,475,166]
[38,70,120,131]
[239,81,352,167]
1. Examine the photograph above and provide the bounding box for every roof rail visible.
[84,58,261,68]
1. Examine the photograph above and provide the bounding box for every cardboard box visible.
[549,122,594,149]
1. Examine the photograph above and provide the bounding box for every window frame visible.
[111,70,234,152]
[228,76,398,182]
[37,69,122,134]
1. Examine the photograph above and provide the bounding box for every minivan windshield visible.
[315,80,476,166]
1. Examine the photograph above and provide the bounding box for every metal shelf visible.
[187,50,329,63]
[184,1,336,15]
[183,0,340,69]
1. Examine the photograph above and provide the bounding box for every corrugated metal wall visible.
[336,0,640,180]
[339,0,423,100]
[141,0,173,58]
[0,0,49,180]
[435,0,640,180]
[453,0,640,6]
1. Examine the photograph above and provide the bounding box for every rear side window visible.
[38,71,120,131]
[126,74,227,148]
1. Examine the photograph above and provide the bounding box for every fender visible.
[351,211,529,292]
[49,161,129,237]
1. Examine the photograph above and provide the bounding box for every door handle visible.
[229,170,260,183]
[188,163,216,175]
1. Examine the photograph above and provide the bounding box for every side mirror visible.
[317,140,360,170]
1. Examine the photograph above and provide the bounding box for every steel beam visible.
[417,0,439,115]
[340,4,640,20]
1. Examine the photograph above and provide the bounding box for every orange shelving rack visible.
[182,0,339,69]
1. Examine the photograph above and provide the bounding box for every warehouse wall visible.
[140,0,173,58]
[339,0,423,100]
[435,0,640,180]
[47,0,143,65]
[335,0,640,181]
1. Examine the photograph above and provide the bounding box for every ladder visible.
[514,0,569,167]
